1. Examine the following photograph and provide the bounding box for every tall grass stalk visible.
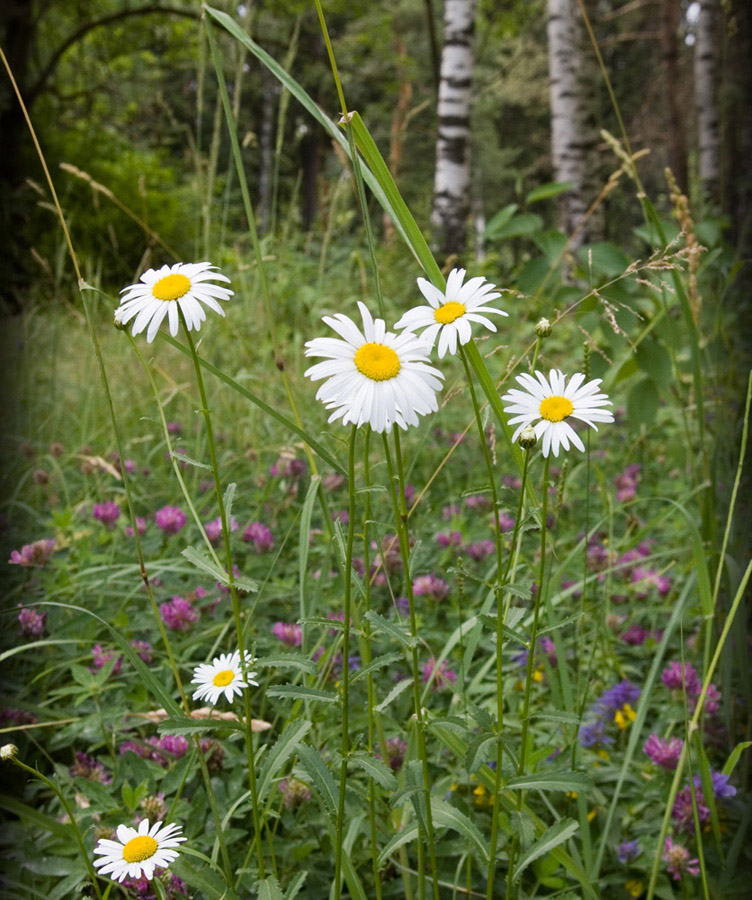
[180,316,267,878]
[382,429,441,900]
[333,426,358,900]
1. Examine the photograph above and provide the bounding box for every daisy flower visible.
[304,302,443,433]
[92,819,185,882]
[502,369,614,457]
[117,262,233,343]
[394,267,508,358]
[190,650,257,705]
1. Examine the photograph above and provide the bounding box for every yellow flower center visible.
[213,669,235,687]
[152,273,191,301]
[122,835,158,863]
[434,301,466,325]
[539,395,574,422]
[353,343,401,381]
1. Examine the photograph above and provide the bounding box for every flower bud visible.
[534,317,552,338]
[113,310,125,331]
[1,744,19,761]
[518,426,538,449]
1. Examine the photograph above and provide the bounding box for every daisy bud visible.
[518,426,538,449]
[534,317,552,338]
[113,310,126,331]
[1,743,19,761]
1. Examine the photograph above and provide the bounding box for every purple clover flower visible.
[160,596,197,631]
[9,539,56,567]
[661,661,701,695]
[154,505,187,535]
[204,515,238,545]
[436,531,462,548]
[466,539,495,561]
[272,622,303,647]
[413,573,450,601]
[125,517,148,537]
[92,501,120,528]
[90,644,122,675]
[69,752,111,784]
[18,606,45,638]
[243,521,274,553]
[644,734,683,770]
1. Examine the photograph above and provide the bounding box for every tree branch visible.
[27,4,199,105]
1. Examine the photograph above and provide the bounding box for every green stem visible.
[10,757,104,900]
[334,425,358,900]
[508,455,550,900]
[181,315,267,879]
[383,429,441,900]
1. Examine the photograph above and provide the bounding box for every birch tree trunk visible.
[694,0,721,204]
[431,0,476,257]
[547,0,588,245]
[661,0,688,191]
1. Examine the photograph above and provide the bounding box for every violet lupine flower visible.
[394,596,410,617]
[617,839,641,864]
[125,517,148,537]
[272,622,303,647]
[9,539,56,567]
[154,505,187,535]
[160,596,197,631]
[437,531,462,548]
[204,515,238,544]
[578,719,613,748]
[644,734,683,770]
[92,501,120,528]
[69,752,111,784]
[661,661,701,695]
[90,643,122,675]
[705,771,736,799]
[632,567,672,598]
[130,639,153,663]
[672,784,710,833]
[595,680,641,714]
[243,521,274,553]
[663,838,699,881]
[18,606,45,638]
[467,540,495,561]
[422,658,456,691]
[413,574,450,602]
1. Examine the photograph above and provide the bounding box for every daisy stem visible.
[333,425,358,900]
[529,336,543,373]
[363,427,385,900]
[384,429,441,900]
[9,757,104,900]
[507,454,550,900]
[458,347,507,898]
[181,316,267,879]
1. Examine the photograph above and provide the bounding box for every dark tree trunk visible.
[661,0,688,190]
[301,132,320,231]
[258,68,276,235]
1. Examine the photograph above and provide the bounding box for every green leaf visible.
[505,771,592,793]
[298,475,320,651]
[256,655,317,675]
[170,856,239,900]
[627,377,659,428]
[363,610,416,648]
[512,818,579,883]
[223,483,237,521]
[181,546,258,593]
[169,449,210,470]
[350,651,403,685]
[465,732,499,774]
[156,717,244,736]
[484,203,519,238]
[266,685,340,704]
[526,181,573,203]
[488,212,543,241]
[531,711,581,726]
[578,241,629,278]
[635,340,672,389]
[257,718,312,803]
[0,794,71,840]
[722,741,752,777]
[375,678,412,711]
[350,752,398,790]
[296,743,339,818]
[255,875,284,900]
[284,871,307,900]
[430,797,490,862]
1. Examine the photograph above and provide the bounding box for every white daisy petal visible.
[501,368,614,457]
[93,818,186,883]
[190,649,256,706]
[116,261,233,343]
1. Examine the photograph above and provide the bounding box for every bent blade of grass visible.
[159,332,344,474]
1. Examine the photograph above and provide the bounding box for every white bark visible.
[694,0,721,201]
[431,0,476,255]
[547,0,588,243]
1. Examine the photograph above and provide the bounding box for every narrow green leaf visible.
[156,718,244,736]
[350,651,403,685]
[721,741,752,777]
[255,875,284,900]
[505,771,592,793]
[296,743,339,818]
[298,475,321,652]
[266,685,340,704]
[526,181,573,203]
[169,449,210,470]
[430,797,490,862]
[512,818,579,883]
[284,871,307,900]
[257,718,312,804]
[465,732,499,774]
[256,655,317,675]
[375,677,412,711]
[363,610,416,648]
[223,482,237,522]
[170,856,239,900]
[350,752,397,790]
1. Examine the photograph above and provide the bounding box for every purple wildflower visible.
[130,640,153,663]
[422,658,456,691]
[154,505,187,535]
[160,596,197,631]
[617,839,641,864]
[204,515,238,544]
[662,837,700,880]
[279,777,312,809]
[9,539,56,567]
[632,567,672,598]
[436,531,462,548]
[621,624,649,645]
[379,737,408,772]
[494,511,515,532]
[466,539,495,561]
[69,752,111,784]
[90,644,122,675]
[92,501,120,528]
[149,734,189,766]
[644,734,683,770]
[18,606,45,638]
[443,503,462,519]
[413,573,450,601]
[661,661,701,696]
[166,422,182,435]
[125,517,148,537]
[272,622,303,647]
[464,494,490,511]
[672,784,710,833]
[595,680,641,713]
[322,474,345,491]
[243,521,274,552]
